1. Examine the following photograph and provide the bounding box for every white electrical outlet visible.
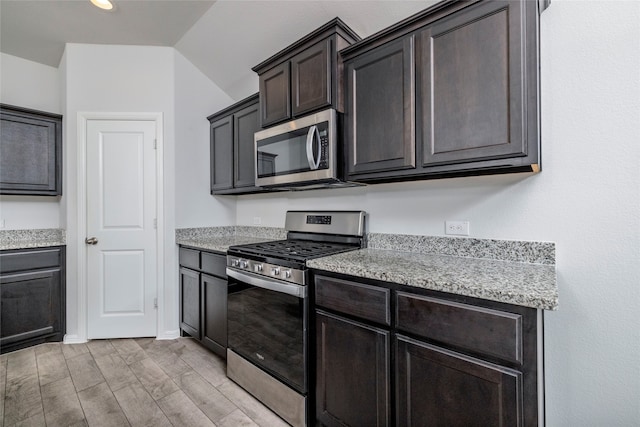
[445,220,470,236]
[253,217,262,225]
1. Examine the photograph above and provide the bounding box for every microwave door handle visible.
[305,125,321,170]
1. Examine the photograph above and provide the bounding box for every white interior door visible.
[86,119,158,338]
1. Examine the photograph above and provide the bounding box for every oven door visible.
[227,268,308,394]
[255,109,336,187]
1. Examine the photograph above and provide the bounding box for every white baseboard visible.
[63,334,88,344]
[156,329,180,340]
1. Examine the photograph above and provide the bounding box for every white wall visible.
[177,0,437,100]
[235,1,640,425]
[0,53,62,230]
[174,50,236,227]
[62,44,178,340]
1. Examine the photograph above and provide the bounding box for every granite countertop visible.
[0,229,66,250]
[176,226,287,253]
[308,248,558,310]
[176,227,558,310]
[177,235,275,253]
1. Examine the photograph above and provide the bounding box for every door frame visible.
[75,112,165,342]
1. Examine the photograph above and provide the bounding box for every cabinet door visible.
[233,102,260,189]
[179,267,201,339]
[200,273,227,358]
[316,310,390,427]
[291,39,331,117]
[259,62,291,127]
[0,106,62,195]
[0,268,62,350]
[210,115,234,192]
[419,1,527,166]
[396,335,522,427]
[345,36,415,177]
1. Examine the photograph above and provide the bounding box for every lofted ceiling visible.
[0,0,436,100]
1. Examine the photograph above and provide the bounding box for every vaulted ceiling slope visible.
[0,0,434,100]
[0,0,215,67]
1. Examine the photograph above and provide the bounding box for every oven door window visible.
[228,285,306,393]
[256,121,328,178]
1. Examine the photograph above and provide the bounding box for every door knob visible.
[85,237,98,245]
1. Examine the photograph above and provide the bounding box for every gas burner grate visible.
[232,239,357,260]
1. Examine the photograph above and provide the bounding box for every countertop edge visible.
[0,229,66,251]
[307,250,558,311]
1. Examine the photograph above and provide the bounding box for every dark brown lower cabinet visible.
[313,273,541,427]
[396,335,522,427]
[0,246,66,354]
[178,247,228,358]
[316,310,390,427]
[201,273,227,355]
[179,267,201,339]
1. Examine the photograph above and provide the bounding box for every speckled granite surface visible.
[176,226,286,253]
[308,249,558,310]
[368,233,555,265]
[0,229,66,250]
[177,227,557,309]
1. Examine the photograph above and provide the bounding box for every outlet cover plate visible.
[445,220,470,236]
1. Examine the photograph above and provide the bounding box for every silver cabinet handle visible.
[85,237,98,245]
[305,125,321,170]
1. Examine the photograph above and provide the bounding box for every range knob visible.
[240,260,249,269]
[283,270,292,279]
[271,267,280,276]
[232,259,240,267]
[254,264,263,273]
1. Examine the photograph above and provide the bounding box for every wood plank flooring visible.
[0,338,290,427]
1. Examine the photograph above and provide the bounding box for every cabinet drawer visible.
[0,248,61,274]
[396,292,522,364]
[201,251,226,278]
[315,275,390,326]
[179,248,200,270]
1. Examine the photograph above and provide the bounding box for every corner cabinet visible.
[0,104,62,195]
[313,272,542,427]
[0,246,66,354]
[253,18,360,128]
[208,94,264,195]
[178,246,228,358]
[342,0,542,183]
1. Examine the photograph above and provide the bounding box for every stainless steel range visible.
[226,211,366,427]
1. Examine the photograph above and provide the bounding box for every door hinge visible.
[154,298,158,309]
[153,139,157,149]
[153,218,157,229]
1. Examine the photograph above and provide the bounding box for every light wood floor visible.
[0,337,290,427]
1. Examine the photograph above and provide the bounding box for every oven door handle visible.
[227,268,308,299]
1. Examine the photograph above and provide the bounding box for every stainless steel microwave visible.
[255,109,353,190]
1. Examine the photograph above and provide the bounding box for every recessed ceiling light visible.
[90,0,114,10]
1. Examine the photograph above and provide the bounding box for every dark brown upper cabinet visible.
[0,104,62,196]
[207,94,265,195]
[253,18,360,128]
[259,62,291,127]
[291,39,331,116]
[341,0,542,183]
[344,36,416,176]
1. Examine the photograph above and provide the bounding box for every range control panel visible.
[227,257,306,286]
